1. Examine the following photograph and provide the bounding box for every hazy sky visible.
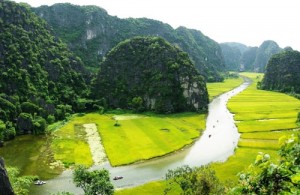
[15,0,300,51]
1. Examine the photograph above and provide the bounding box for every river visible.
[31,77,251,194]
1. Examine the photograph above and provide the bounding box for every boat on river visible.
[113,176,123,180]
[34,180,46,185]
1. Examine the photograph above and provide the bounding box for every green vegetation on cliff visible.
[261,50,300,94]
[0,1,89,140]
[220,41,282,72]
[93,36,209,113]
[33,3,225,81]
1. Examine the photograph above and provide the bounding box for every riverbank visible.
[30,76,249,194]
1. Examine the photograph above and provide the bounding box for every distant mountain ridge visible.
[33,3,225,81]
[220,41,282,72]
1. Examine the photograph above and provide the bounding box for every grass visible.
[51,118,93,167]
[213,147,279,183]
[111,73,300,193]
[115,181,181,195]
[213,72,300,184]
[207,77,244,100]
[228,72,300,138]
[51,112,206,166]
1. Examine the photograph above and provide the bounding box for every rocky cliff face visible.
[93,37,209,113]
[253,40,282,72]
[33,3,225,81]
[0,157,14,195]
[220,41,282,72]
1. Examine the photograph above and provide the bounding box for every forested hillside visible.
[33,3,225,81]
[221,41,282,72]
[93,37,209,113]
[261,50,300,94]
[220,42,246,71]
[0,1,89,141]
[252,40,282,72]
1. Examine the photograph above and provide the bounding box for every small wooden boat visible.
[34,180,46,185]
[113,176,123,180]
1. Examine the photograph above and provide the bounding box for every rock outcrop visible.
[0,157,14,195]
[93,37,209,113]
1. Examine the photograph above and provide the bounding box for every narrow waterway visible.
[31,77,251,194]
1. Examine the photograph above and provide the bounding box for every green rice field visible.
[51,121,93,167]
[52,112,206,166]
[213,72,300,184]
[207,77,244,100]
[228,72,300,150]
[115,181,180,195]
[117,73,300,193]
[2,73,299,193]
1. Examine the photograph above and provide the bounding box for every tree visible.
[164,165,224,195]
[131,96,143,112]
[6,164,34,195]
[232,134,300,194]
[16,113,33,134]
[73,165,114,195]
[20,102,40,115]
[32,116,47,135]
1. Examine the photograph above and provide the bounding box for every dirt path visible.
[83,123,107,165]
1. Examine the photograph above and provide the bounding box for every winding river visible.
[31,77,251,194]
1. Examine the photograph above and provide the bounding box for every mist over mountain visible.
[33,3,225,81]
[221,41,282,72]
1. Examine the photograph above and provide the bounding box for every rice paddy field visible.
[52,112,206,166]
[207,77,244,101]
[51,120,93,167]
[117,73,300,193]
[2,73,299,193]
[214,72,300,183]
[229,72,300,149]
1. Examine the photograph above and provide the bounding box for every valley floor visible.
[1,74,299,194]
[116,73,300,194]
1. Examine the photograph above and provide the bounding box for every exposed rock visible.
[0,157,14,195]
[253,40,282,72]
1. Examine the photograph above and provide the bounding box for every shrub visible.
[232,134,300,194]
